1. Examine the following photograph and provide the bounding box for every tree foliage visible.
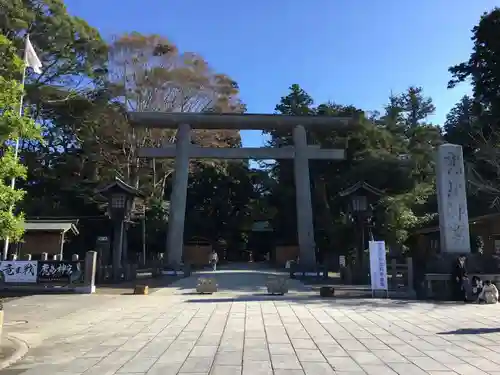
[446,8,500,210]
[0,34,42,241]
[1,2,500,263]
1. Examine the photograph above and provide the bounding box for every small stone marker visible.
[196,277,217,294]
[320,286,335,297]
[266,276,288,295]
[134,285,149,295]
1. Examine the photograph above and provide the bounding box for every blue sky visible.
[66,0,497,147]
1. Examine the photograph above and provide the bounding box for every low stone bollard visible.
[267,276,288,295]
[134,285,149,295]
[196,278,218,294]
[320,286,335,297]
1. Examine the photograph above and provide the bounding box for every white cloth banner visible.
[369,241,388,290]
[0,261,38,283]
[24,36,43,74]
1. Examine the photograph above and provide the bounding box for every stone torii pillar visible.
[293,125,316,267]
[166,123,191,266]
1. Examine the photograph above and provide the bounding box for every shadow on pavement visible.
[438,327,500,335]
[182,293,462,309]
[96,275,182,295]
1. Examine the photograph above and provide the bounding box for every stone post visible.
[8,254,17,261]
[293,125,316,268]
[436,144,470,253]
[22,254,32,260]
[71,254,79,261]
[79,251,97,294]
[52,254,60,261]
[41,252,48,261]
[390,259,397,289]
[407,257,414,291]
[166,123,191,266]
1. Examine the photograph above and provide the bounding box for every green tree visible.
[447,8,500,206]
[0,35,41,241]
[0,0,109,219]
[448,8,500,139]
[267,84,439,259]
[444,95,476,152]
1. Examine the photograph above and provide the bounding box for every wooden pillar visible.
[112,220,124,281]
[60,230,65,258]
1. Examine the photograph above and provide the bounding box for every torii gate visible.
[128,112,351,268]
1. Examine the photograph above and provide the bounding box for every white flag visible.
[24,35,42,74]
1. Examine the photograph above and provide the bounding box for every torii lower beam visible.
[130,112,351,269]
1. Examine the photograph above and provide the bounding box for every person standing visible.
[210,250,219,271]
[451,255,467,302]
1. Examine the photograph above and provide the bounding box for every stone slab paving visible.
[156,267,311,296]
[2,275,500,374]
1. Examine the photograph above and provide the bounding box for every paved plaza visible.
[2,268,500,374]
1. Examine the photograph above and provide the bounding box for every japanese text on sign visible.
[369,241,388,291]
[38,261,82,282]
[0,261,37,283]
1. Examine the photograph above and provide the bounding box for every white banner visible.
[0,261,38,283]
[369,241,388,290]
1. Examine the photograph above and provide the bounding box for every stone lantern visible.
[96,177,144,281]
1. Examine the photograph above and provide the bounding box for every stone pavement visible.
[2,269,500,374]
[155,264,311,296]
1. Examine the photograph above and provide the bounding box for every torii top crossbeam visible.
[127,112,351,130]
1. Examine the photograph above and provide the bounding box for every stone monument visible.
[436,143,471,254]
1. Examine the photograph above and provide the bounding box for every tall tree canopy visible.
[1,2,500,263]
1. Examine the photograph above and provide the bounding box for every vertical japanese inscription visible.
[437,144,470,253]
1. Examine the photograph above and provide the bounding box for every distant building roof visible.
[95,177,145,198]
[24,219,79,235]
[338,181,385,197]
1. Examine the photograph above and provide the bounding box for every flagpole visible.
[2,35,28,261]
